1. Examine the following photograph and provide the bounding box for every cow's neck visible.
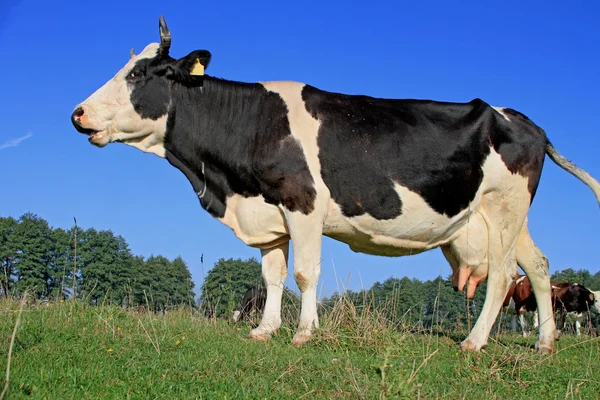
[162,76,289,219]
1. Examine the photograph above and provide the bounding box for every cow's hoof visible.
[291,333,312,347]
[249,330,271,342]
[534,342,555,355]
[459,339,486,352]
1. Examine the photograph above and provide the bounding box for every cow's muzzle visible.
[71,106,96,135]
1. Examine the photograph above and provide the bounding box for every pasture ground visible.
[1,299,599,399]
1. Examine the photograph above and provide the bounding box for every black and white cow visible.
[71,16,600,354]
[502,275,600,336]
[552,283,600,336]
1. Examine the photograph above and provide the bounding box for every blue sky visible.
[1,0,599,298]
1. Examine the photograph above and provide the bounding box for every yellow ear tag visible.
[190,58,205,76]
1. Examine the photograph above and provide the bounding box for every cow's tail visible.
[545,138,600,207]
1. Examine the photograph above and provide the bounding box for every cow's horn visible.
[158,15,171,57]
[130,48,135,59]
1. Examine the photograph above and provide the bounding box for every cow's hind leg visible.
[460,201,526,351]
[250,242,289,342]
[515,221,557,353]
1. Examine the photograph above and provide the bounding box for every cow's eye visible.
[127,70,144,80]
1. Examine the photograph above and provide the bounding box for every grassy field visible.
[1,299,599,399]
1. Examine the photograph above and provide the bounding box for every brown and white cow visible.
[70,16,600,354]
[502,275,538,337]
[502,275,600,336]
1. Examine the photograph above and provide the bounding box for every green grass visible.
[1,299,599,399]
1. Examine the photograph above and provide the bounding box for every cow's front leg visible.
[283,208,326,347]
[250,241,289,341]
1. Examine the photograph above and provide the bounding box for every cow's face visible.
[232,310,241,322]
[592,290,600,313]
[71,16,211,157]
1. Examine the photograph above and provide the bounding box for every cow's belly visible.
[323,182,482,256]
[218,194,289,248]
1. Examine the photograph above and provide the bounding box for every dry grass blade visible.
[1,292,27,400]
[299,389,316,399]
[407,349,439,385]
[138,318,160,354]
[275,357,303,383]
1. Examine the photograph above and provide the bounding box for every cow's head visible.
[71,16,211,157]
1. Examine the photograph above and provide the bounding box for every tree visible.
[169,256,196,306]
[551,268,592,286]
[0,216,18,297]
[77,228,134,304]
[49,228,71,299]
[200,257,263,317]
[13,212,55,298]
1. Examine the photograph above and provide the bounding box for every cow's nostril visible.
[72,106,84,119]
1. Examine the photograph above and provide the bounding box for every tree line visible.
[0,212,195,309]
[197,255,600,334]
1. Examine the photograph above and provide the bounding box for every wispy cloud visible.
[0,132,33,150]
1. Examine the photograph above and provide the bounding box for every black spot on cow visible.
[303,86,494,218]
[128,58,172,120]
[126,51,316,218]
[302,86,548,219]
[164,78,316,218]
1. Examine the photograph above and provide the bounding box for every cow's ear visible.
[175,50,212,77]
[158,50,212,82]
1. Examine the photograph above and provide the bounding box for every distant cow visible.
[552,283,600,335]
[503,275,600,336]
[502,275,538,336]
[71,16,600,354]
[233,287,267,323]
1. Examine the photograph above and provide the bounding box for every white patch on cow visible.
[218,194,289,248]
[492,106,511,121]
[74,43,168,157]
[260,81,330,345]
[515,275,527,285]
[260,81,324,190]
